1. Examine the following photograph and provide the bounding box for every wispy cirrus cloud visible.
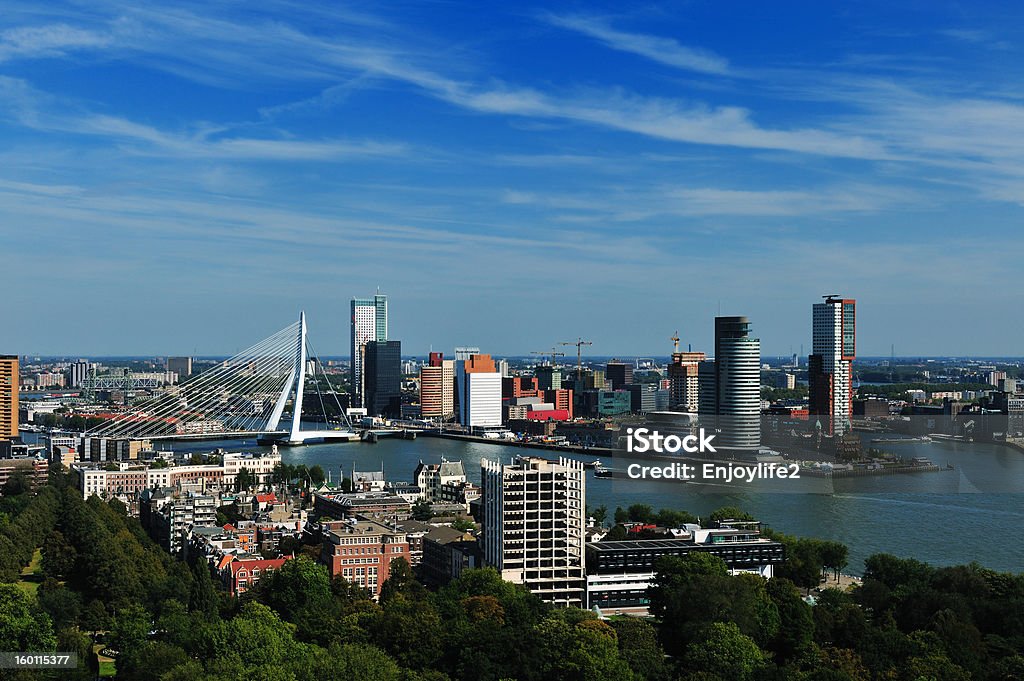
[0,22,109,62]
[0,76,408,162]
[500,181,913,223]
[541,13,731,76]
[0,5,887,161]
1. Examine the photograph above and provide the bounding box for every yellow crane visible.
[561,338,593,377]
[670,331,680,354]
[531,348,565,366]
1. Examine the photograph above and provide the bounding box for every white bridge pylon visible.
[266,312,357,445]
[85,312,357,445]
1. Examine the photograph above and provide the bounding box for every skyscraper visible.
[668,350,705,412]
[166,357,193,381]
[364,340,401,417]
[605,361,634,390]
[535,365,562,390]
[66,360,90,388]
[351,294,388,405]
[809,296,856,435]
[480,455,586,607]
[698,317,761,452]
[420,352,455,421]
[0,355,18,441]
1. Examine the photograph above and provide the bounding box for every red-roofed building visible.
[222,556,287,596]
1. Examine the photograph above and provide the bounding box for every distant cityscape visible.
[1,292,1022,619]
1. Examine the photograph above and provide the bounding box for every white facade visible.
[222,450,281,485]
[699,317,761,451]
[414,459,466,501]
[351,300,377,401]
[73,449,281,501]
[811,299,855,435]
[350,295,388,404]
[481,456,586,607]
[457,370,502,428]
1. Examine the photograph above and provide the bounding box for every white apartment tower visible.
[480,456,586,607]
[809,297,856,435]
[351,294,387,405]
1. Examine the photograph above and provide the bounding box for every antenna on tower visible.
[890,343,895,382]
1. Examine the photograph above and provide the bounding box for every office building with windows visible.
[0,355,18,441]
[166,357,193,381]
[364,340,401,417]
[351,294,388,405]
[668,351,705,412]
[585,522,785,611]
[481,456,586,607]
[697,316,761,452]
[456,354,501,429]
[605,361,634,390]
[809,296,856,435]
[420,352,455,421]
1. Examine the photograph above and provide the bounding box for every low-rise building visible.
[585,522,785,613]
[319,519,412,599]
[420,525,480,587]
[413,459,466,502]
[222,556,287,596]
[313,490,411,520]
[0,457,48,493]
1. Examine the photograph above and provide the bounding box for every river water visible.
[28,428,1020,575]
[144,433,1021,575]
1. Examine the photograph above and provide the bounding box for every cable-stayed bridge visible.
[85,312,357,445]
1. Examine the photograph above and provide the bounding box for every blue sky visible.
[1,1,1023,358]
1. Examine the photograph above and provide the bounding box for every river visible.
[128,432,1021,575]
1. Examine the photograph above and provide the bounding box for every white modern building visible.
[698,316,761,451]
[809,296,856,435]
[456,354,501,429]
[350,294,388,405]
[480,456,586,607]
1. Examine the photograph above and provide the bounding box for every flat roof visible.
[589,537,778,551]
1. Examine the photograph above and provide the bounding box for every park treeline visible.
[1,475,1022,680]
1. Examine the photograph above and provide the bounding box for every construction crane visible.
[670,331,680,353]
[561,337,593,378]
[530,348,566,367]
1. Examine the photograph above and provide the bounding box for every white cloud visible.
[543,13,731,76]
[0,23,109,62]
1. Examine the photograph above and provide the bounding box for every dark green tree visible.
[254,556,332,621]
[234,466,255,492]
[611,617,670,681]
[189,559,219,618]
[110,602,151,655]
[0,583,57,651]
[765,576,815,664]
[684,622,765,681]
[411,498,433,521]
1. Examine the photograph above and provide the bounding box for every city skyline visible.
[2,2,1024,355]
